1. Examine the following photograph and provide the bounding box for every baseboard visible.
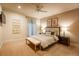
[4,38,26,43]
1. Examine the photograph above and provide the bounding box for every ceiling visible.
[1,3,79,19]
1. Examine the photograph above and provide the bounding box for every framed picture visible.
[47,19,52,27]
[51,17,58,27]
[2,12,6,24]
[0,13,2,25]
[0,12,6,26]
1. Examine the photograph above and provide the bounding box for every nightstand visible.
[58,36,70,46]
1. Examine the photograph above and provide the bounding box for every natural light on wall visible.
[59,19,75,27]
[41,24,46,33]
[60,20,75,37]
[41,27,46,33]
[61,26,69,37]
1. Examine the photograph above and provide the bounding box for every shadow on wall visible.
[68,19,79,43]
[59,18,79,44]
[59,19,75,37]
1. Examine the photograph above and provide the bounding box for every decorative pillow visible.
[45,32,51,36]
[53,35,59,41]
[51,32,55,35]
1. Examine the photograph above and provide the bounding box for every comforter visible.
[28,34,59,48]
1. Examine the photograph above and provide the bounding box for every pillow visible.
[53,35,59,41]
[51,32,54,35]
[45,32,51,36]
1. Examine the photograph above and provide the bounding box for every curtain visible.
[27,18,36,37]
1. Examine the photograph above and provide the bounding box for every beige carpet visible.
[0,39,79,56]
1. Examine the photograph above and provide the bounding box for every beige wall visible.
[36,18,41,34]
[40,8,79,44]
[0,26,3,48]
[58,8,79,44]
[0,5,3,48]
[0,5,2,14]
[3,10,27,42]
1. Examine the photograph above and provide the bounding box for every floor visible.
[0,39,79,56]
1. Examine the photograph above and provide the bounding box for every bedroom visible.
[0,3,79,56]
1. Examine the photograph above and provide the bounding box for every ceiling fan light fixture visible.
[35,4,48,13]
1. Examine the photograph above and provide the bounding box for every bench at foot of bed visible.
[26,37,41,52]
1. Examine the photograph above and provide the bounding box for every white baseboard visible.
[4,38,26,43]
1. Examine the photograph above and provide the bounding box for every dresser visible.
[58,36,70,46]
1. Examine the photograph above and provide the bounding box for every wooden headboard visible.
[46,27,60,36]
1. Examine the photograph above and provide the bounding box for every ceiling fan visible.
[35,4,47,12]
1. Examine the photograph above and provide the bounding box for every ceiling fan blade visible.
[35,4,48,12]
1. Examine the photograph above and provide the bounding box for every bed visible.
[30,34,59,49]
[26,27,60,49]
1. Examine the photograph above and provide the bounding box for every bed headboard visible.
[46,27,60,36]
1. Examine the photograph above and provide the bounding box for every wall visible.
[0,5,3,48]
[36,18,41,34]
[0,26,3,48]
[40,8,79,44]
[3,10,27,42]
[0,5,2,14]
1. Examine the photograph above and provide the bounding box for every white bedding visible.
[28,34,59,48]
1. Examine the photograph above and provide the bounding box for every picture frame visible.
[2,12,6,24]
[51,17,58,27]
[0,13,2,26]
[0,12,6,26]
[47,19,52,27]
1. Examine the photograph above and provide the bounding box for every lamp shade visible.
[62,27,68,32]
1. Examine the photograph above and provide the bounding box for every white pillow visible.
[45,32,51,36]
[53,35,59,41]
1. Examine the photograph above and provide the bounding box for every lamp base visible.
[63,31,65,37]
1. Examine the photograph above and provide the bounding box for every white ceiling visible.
[1,3,79,19]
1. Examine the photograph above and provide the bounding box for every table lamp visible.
[62,27,68,37]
